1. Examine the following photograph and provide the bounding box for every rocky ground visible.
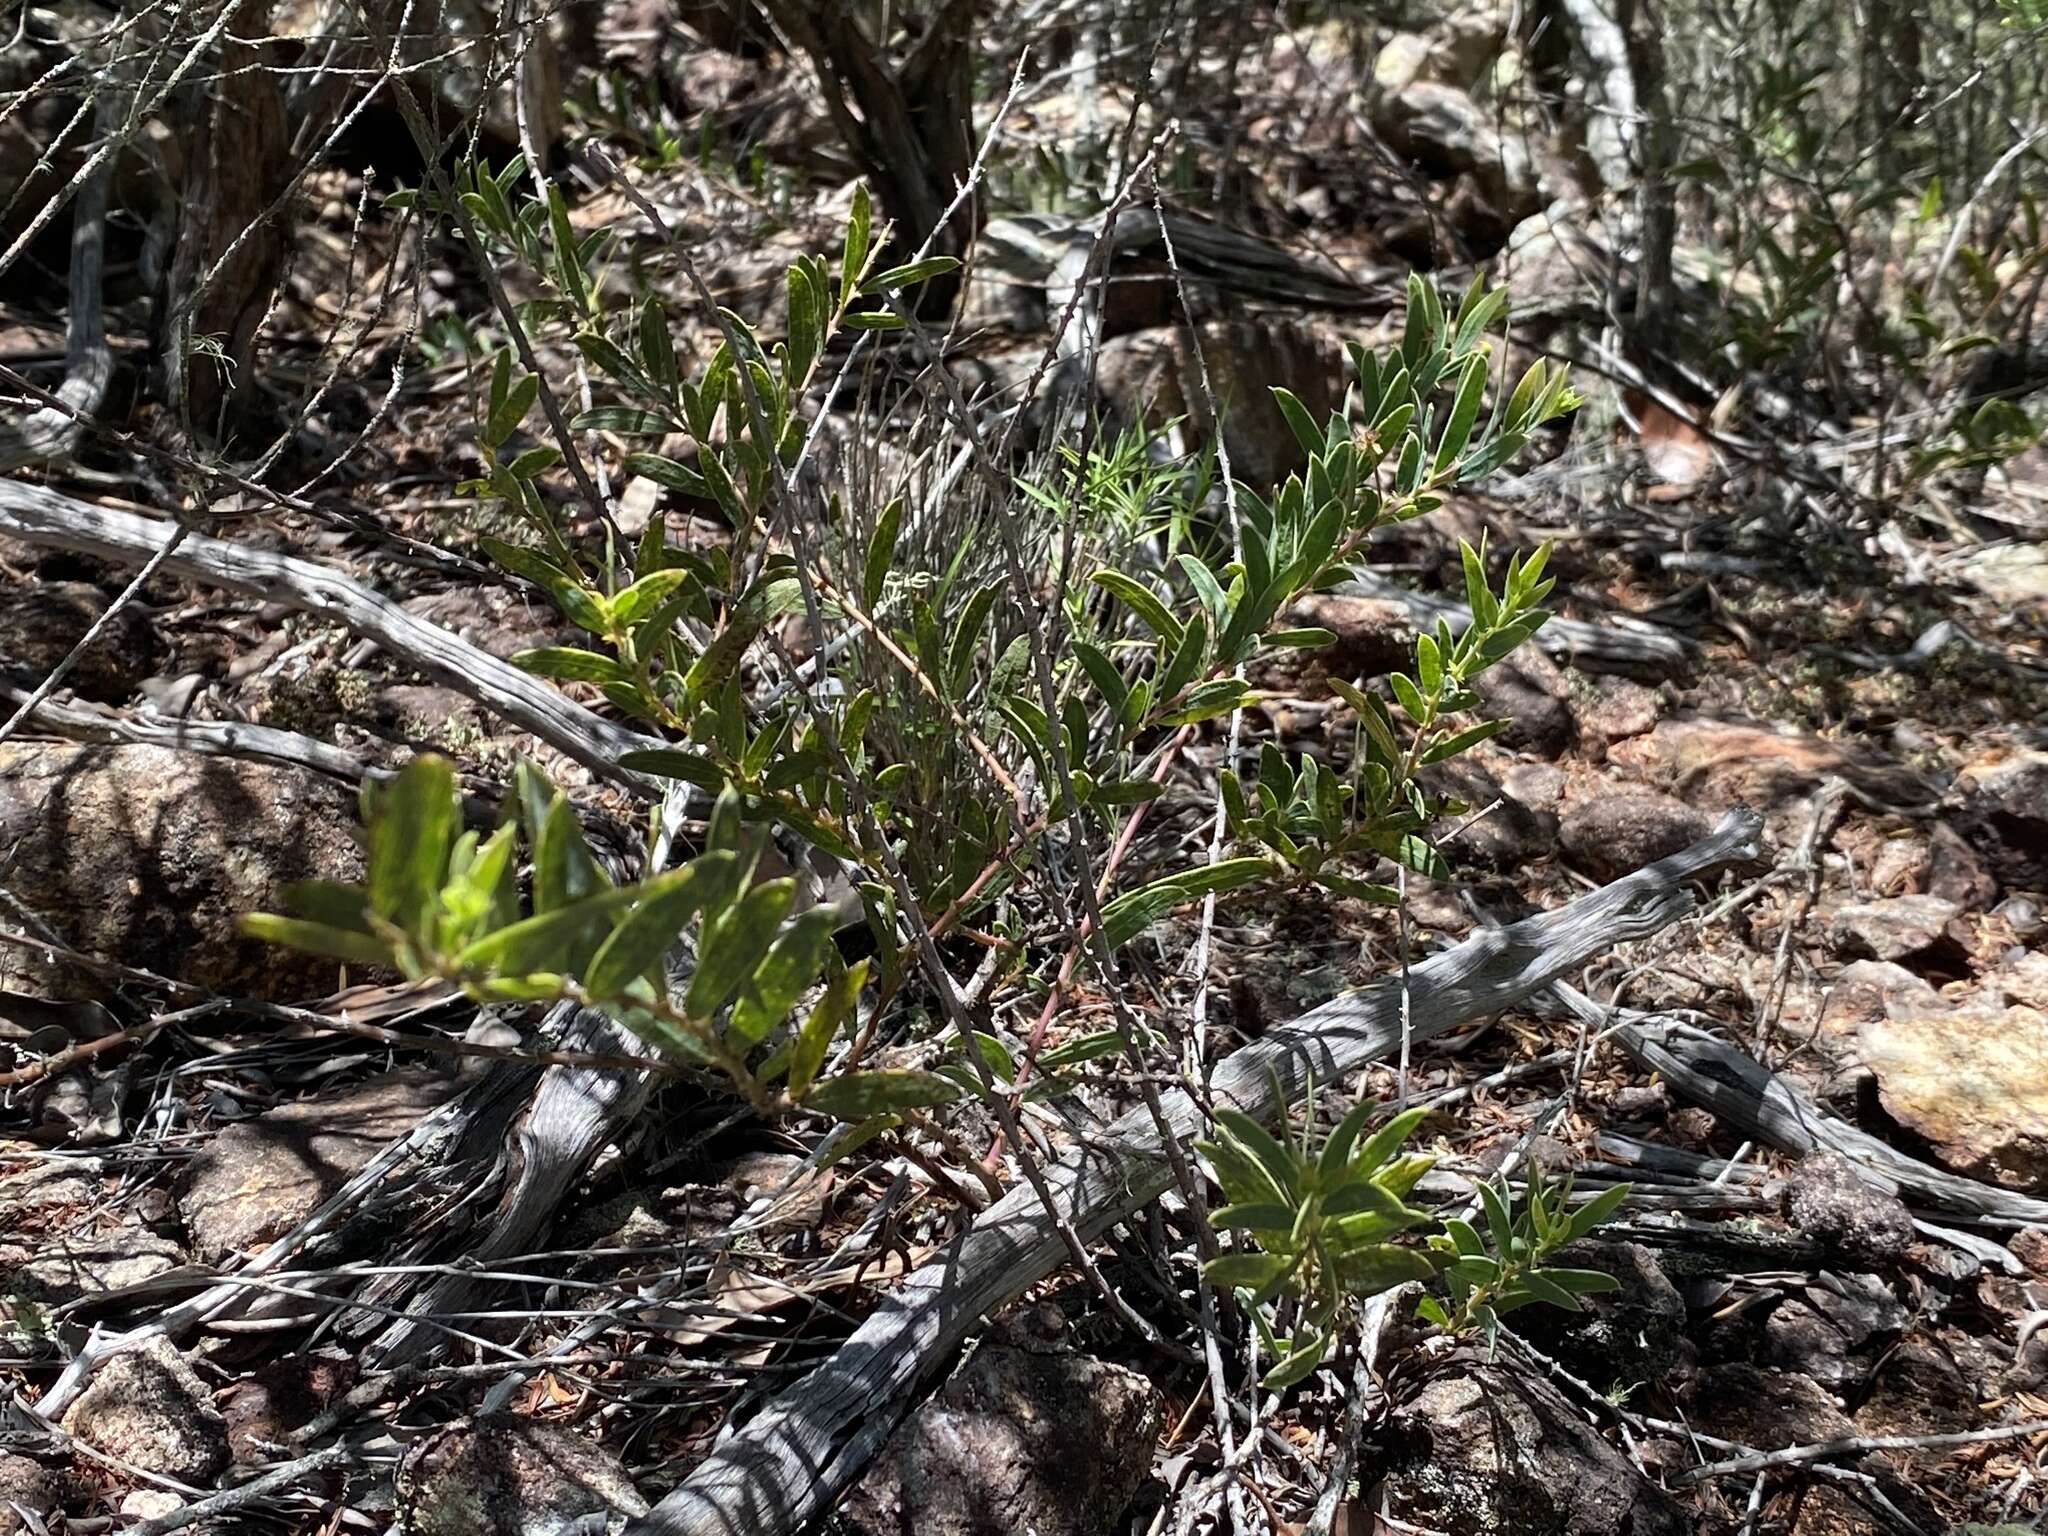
[5,3,2048,1535]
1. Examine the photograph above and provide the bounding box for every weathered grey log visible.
[0,482,666,791]
[1,685,379,784]
[1565,986,2048,1226]
[1337,569,1691,678]
[629,810,1764,1536]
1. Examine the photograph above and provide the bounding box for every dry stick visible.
[0,684,382,784]
[0,482,668,792]
[624,810,1762,1536]
[1679,1419,2048,1486]
[1753,776,1847,1054]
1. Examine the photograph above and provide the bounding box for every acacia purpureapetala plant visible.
[246,170,1624,1367]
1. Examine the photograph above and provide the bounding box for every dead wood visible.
[627,810,1764,1536]
[0,482,668,792]
[1567,985,2048,1226]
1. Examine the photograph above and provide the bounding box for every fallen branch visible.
[1564,986,2048,1226]
[628,810,1763,1536]
[0,482,665,791]
[0,685,380,785]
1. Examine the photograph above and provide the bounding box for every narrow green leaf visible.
[367,755,458,934]
[686,877,798,1020]
[237,913,391,969]
[1090,570,1185,648]
[512,647,628,684]
[807,1068,963,1119]
[625,452,712,499]
[585,861,722,996]
[789,957,867,1099]
[728,907,838,1047]
[484,372,539,450]
[861,255,960,294]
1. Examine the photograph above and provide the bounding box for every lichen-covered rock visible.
[1780,1152,1915,1265]
[60,1336,229,1484]
[1471,648,1575,759]
[841,1340,1163,1536]
[1558,792,1712,882]
[394,1415,648,1536]
[178,1069,456,1261]
[0,1452,59,1536]
[0,744,366,1000]
[0,1222,185,1304]
[1859,1005,2048,1191]
[1378,1358,1687,1536]
[1827,894,1964,964]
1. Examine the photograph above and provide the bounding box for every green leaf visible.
[507,445,562,480]
[1538,1266,1624,1297]
[1477,1179,1515,1255]
[278,879,373,934]
[728,907,838,1047]
[1099,856,1274,948]
[1269,385,1325,457]
[1160,678,1249,725]
[1089,570,1184,647]
[624,452,712,499]
[478,535,570,590]
[841,311,905,331]
[861,256,960,294]
[1037,1029,1125,1069]
[1415,632,1442,693]
[574,406,680,435]
[1352,1103,1429,1176]
[611,568,698,628]
[618,748,727,790]
[1267,627,1336,649]
[237,913,391,969]
[686,878,798,1019]
[484,371,539,450]
[453,886,637,974]
[1213,1109,1303,1204]
[1564,1181,1631,1242]
[863,498,902,610]
[1261,1333,1329,1390]
[1070,641,1128,712]
[513,647,628,684]
[842,182,872,295]
[1201,1251,1295,1291]
[1332,1244,1436,1296]
[585,859,726,996]
[789,957,867,1099]
[367,755,459,934]
[1388,670,1429,723]
[807,1068,964,1119]
[1421,718,1510,764]
[1209,1201,1297,1233]
[682,572,807,700]
[1434,353,1488,475]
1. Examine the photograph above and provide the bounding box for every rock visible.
[1929,820,1999,910]
[0,1453,58,1536]
[1557,792,1711,882]
[1946,749,2048,893]
[395,1415,648,1536]
[1372,82,1539,226]
[1471,649,1574,758]
[1996,894,2044,941]
[1781,1152,1915,1265]
[179,1069,456,1261]
[1679,1363,1855,1450]
[840,1340,1163,1536]
[1514,1242,1688,1393]
[1860,1005,2048,1190]
[61,1336,230,1484]
[1094,318,1348,489]
[1378,1359,1687,1536]
[0,581,159,704]
[1424,759,1555,871]
[0,744,366,1000]
[0,1222,184,1304]
[1574,675,1660,744]
[1827,895,1964,964]
[221,1354,355,1459]
[401,587,580,662]
[1500,760,1565,814]
[0,1156,101,1221]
